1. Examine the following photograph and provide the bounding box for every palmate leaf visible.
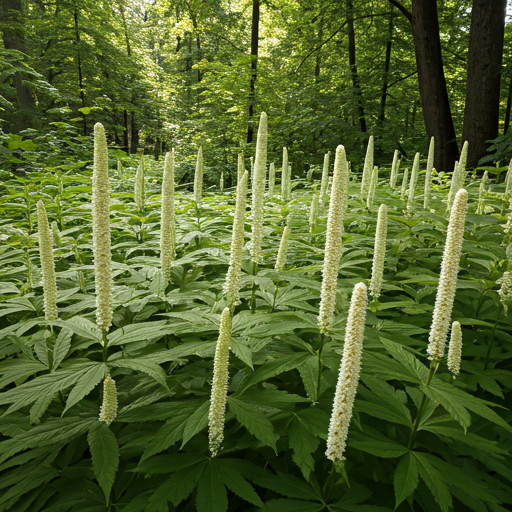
[413,452,452,512]
[63,363,108,415]
[288,414,320,480]
[109,359,169,392]
[349,429,408,458]
[87,422,119,505]
[265,499,323,512]
[227,396,278,451]
[181,400,210,448]
[252,471,321,501]
[196,461,228,512]
[107,321,170,346]
[379,337,429,382]
[0,358,47,389]
[394,452,419,508]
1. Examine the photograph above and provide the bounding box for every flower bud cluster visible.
[389,150,399,189]
[160,150,176,283]
[275,225,291,271]
[194,147,204,205]
[92,123,113,331]
[424,137,434,209]
[360,136,374,196]
[320,152,330,201]
[267,162,275,198]
[477,171,489,215]
[498,271,512,314]
[99,375,118,426]
[447,321,462,377]
[407,152,420,209]
[427,189,468,361]
[208,307,232,457]
[318,145,350,333]
[250,113,268,263]
[369,204,388,299]
[223,171,249,307]
[326,282,368,462]
[37,200,58,321]
[366,166,378,209]
[237,153,244,184]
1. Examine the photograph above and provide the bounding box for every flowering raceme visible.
[37,200,58,321]
[407,152,420,209]
[427,189,468,361]
[360,135,374,196]
[497,271,512,314]
[400,168,409,200]
[99,375,117,426]
[447,321,462,377]
[194,147,204,205]
[326,282,368,462]
[268,162,275,198]
[320,151,330,201]
[223,171,249,307]
[309,192,320,233]
[389,150,399,189]
[281,146,289,200]
[92,123,113,332]
[424,137,434,209]
[369,204,388,299]
[318,145,350,333]
[275,225,291,271]
[160,150,176,283]
[208,307,232,457]
[366,166,378,209]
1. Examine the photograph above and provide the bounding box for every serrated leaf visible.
[88,422,119,505]
[63,363,107,415]
[394,452,418,508]
[135,452,205,475]
[288,414,320,480]
[348,433,408,458]
[29,393,54,425]
[109,359,169,392]
[228,396,278,451]
[181,400,210,448]
[265,499,323,512]
[215,459,264,507]
[52,329,72,370]
[380,337,428,382]
[196,461,228,512]
[107,321,169,346]
[413,452,452,512]
[252,471,320,500]
[297,355,319,401]
[53,317,102,342]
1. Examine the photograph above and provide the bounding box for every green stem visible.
[484,304,501,371]
[102,330,109,363]
[316,333,326,402]
[407,360,439,450]
[250,261,258,314]
[322,465,337,504]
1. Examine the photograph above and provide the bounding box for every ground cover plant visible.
[1,116,512,512]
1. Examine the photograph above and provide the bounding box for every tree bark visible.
[246,0,260,144]
[462,0,506,168]
[1,0,37,131]
[504,75,512,135]
[411,0,458,172]
[73,8,87,136]
[130,111,139,155]
[120,0,132,153]
[378,6,394,128]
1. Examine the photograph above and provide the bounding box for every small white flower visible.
[369,204,387,299]
[275,225,291,271]
[447,321,462,377]
[281,146,289,200]
[326,282,368,462]
[497,271,512,314]
[427,189,468,361]
[37,200,58,321]
[208,307,232,457]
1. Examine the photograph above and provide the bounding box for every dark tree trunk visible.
[130,111,139,154]
[246,0,260,144]
[346,0,367,133]
[1,0,37,131]
[120,1,132,154]
[411,0,458,172]
[154,137,161,161]
[73,9,87,136]
[462,0,506,168]
[123,109,129,153]
[504,76,512,135]
[378,6,394,128]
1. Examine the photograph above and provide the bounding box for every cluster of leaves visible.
[0,151,511,512]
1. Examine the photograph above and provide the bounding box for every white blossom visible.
[320,151,330,201]
[208,307,232,457]
[250,112,268,263]
[237,153,244,184]
[366,166,378,209]
[223,171,249,307]
[281,146,289,200]
[424,137,434,209]
[160,150,176,283]
[497,271,512,314]
[194,147,204,205]
[99,375,117,426]
[37,200,58,321]
[369,204,388,299]
[318,145,350,333]
[275,225,291,271]
[360,136,374,196]
[326,282,368,462]
[447,321,462,377]
[268,162,275,198]
[92,123,113,332]
[309,192,320,233]
[390,150,399,189]
[427,189,468,361]
[407,152,420,209]
[400,168,409,200]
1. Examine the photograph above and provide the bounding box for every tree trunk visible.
[130,111,139,154]
[1,0,37,131]
[462,0,506,168]
[346,0,367,133]
[411,0,458,172]
[73,8,87,136]
[378,6,394,128]
[246,0,260,144]
[120,0,132,154]
[504,76,512,135]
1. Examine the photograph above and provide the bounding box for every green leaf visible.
[394,452,419,508]
[349,430,408,458]
[297,355,319,401]
[227,396,278,451]
[109,359,169,392]
[63,363,107,415]
[265,499,323,512]
[181,400,210,448]
[288,414,320,480]
[215,459,264,507]
[380,337,428,382]
[252,471,320,501]
[52,329,72,370]
[413,452,452,512]
[52,317,102,342]
[196,461,228,512]
[107,321,170,346]
[88,422,119,505]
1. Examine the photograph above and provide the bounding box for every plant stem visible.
[407,360,439,450]
[102,329,109,363]
[316,333,326,402]
[322,465,337,504]
[484,304,501,371]
[250,261,258,314]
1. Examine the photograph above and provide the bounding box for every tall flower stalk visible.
[400,168,409,200]
[407,152,420,209]
[194,147,204,205]
[389,150,399,189]
[37,200,58,321]
[505,158,512,196]
[320,151,330,201]
[366,166,378,209]
[318,145,350,333]
[134,154,145,213]
[160,150,176,284]
[360,135,374,196]
[477,171,489,215]
[92,123,113,340]
[447,321,462,377]
[223,171,249,309]
[281,146,289,200]
[326,282,368,462]
[309,192,320,233]
[447,160,460,212]
[427,189,468,361]
[369,204,387,300]
[268,162,275,198]
[458,141,469,187]
[424,137,434,209]
[275,225,291,271]
[208,307,232,457]
[237,153,244,183]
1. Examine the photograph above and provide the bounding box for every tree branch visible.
[388,70,417,88]
[387,0,412,22]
